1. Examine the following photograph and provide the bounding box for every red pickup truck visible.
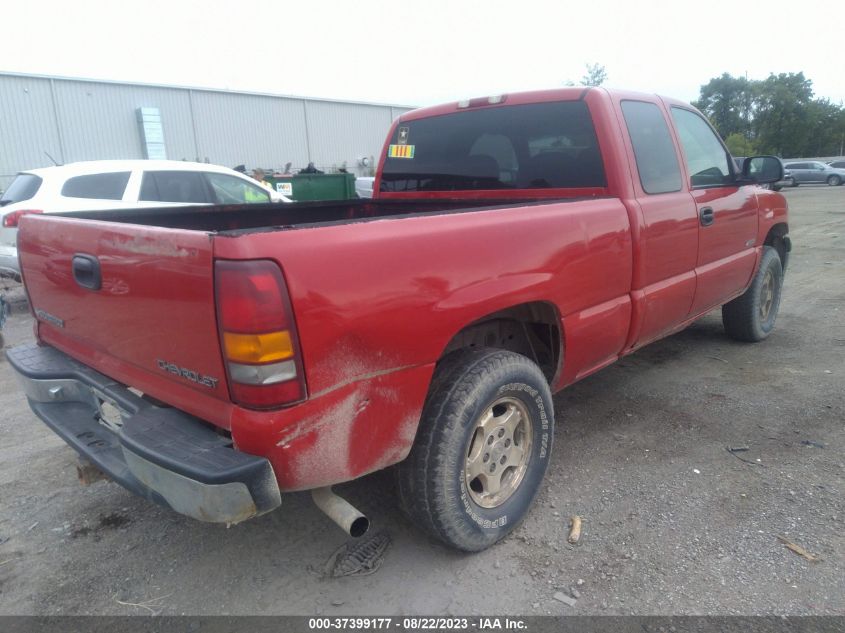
[9,88,789,551]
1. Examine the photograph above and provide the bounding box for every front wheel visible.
[397,348,554,551]
[827,175,842,186]
[722,246,784,342]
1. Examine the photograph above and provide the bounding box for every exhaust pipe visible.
[311,487,369,538]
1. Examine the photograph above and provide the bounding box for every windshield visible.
[380,101,605,193]
[0,174,43,206]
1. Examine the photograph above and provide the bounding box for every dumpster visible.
[267,173,357,201]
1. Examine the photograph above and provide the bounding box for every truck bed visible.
[58,198,586,234]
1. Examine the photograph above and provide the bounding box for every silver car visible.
[783,161,845,186]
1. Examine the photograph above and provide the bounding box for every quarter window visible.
[670,108,733,187]
[61,172,130,200]
[620,100,682,194]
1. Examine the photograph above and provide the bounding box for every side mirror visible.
[741,156,783,184]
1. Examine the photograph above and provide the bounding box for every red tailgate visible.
[17,215,233,428]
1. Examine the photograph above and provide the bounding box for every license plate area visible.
[92,390,130,433]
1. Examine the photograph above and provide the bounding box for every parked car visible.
[733,157,793,190]
[8,88,789,552]
[827,159,845,170]
[355,176,375,198]
[0,160,290,278]
[782,161,845,186]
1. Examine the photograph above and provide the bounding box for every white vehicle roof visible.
[20,159,246,178]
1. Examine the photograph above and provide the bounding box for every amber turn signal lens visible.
[223,330,294,364]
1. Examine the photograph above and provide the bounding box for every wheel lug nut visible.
[483,453,490,463]
[500,455,507,465]
[487,435,494,445]
[498,428,505,438]
[504,439,511,447]
[490,463,496,473]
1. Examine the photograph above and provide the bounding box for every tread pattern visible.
[722,246,783,342]
[397,348,553,551]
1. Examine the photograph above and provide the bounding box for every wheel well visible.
[764,223,789,264]
[441,302,562,384]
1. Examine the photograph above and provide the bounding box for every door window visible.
[140,171,211,203]
[620,101,683,194]
[61,172,130,200]
[205,173,271,204]
[670,108,733,188]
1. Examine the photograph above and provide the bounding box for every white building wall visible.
[0,72,411,190]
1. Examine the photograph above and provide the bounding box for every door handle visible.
[699,206,715,227]
[72,254,102,290]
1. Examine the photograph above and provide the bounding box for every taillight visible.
[3,209,43,228]
[215,260,307,409]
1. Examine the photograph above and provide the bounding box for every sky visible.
[1,0,841,109]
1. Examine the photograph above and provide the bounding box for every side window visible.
[139,171,210,203]
[670,108,732,187]
[620,100,682,194]
[1,174,42,204]
[205,173,270,204]
[61,172,130,200]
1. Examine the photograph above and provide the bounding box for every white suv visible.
[0,160,289,278]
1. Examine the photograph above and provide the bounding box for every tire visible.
[397,348,554,551]
[827,175,842,186]
[771,184,782,192]
[790,179,799,187]
[722,246,784,342]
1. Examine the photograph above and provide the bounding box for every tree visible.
[754,72,814,156]
[581,63,607,87]
[724,133,757,157]
[694,71,845,158]
[692,73,754,139]
[565,63,608,87]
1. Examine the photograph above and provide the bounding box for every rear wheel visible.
[722,246,783,342]
[790,179,799,187]
[397,348,554,551]
[827,175,842,186]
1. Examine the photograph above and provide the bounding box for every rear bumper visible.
[6,343,281,523]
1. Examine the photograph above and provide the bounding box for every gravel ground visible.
[0,186,842,616]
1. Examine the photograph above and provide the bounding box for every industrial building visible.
[0,72,411,190]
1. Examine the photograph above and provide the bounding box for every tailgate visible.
[17,214,232,425]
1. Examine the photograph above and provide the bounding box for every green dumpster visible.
[267,173,357,201]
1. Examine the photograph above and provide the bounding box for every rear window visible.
[1,174,43,206]
[61,172,130,200]
[380,101,606,192]
[140,171,211,203]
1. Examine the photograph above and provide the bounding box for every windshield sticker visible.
[388,144,415,159]
[397,127,410,145]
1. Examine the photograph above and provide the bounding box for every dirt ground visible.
[0,186,842,616]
